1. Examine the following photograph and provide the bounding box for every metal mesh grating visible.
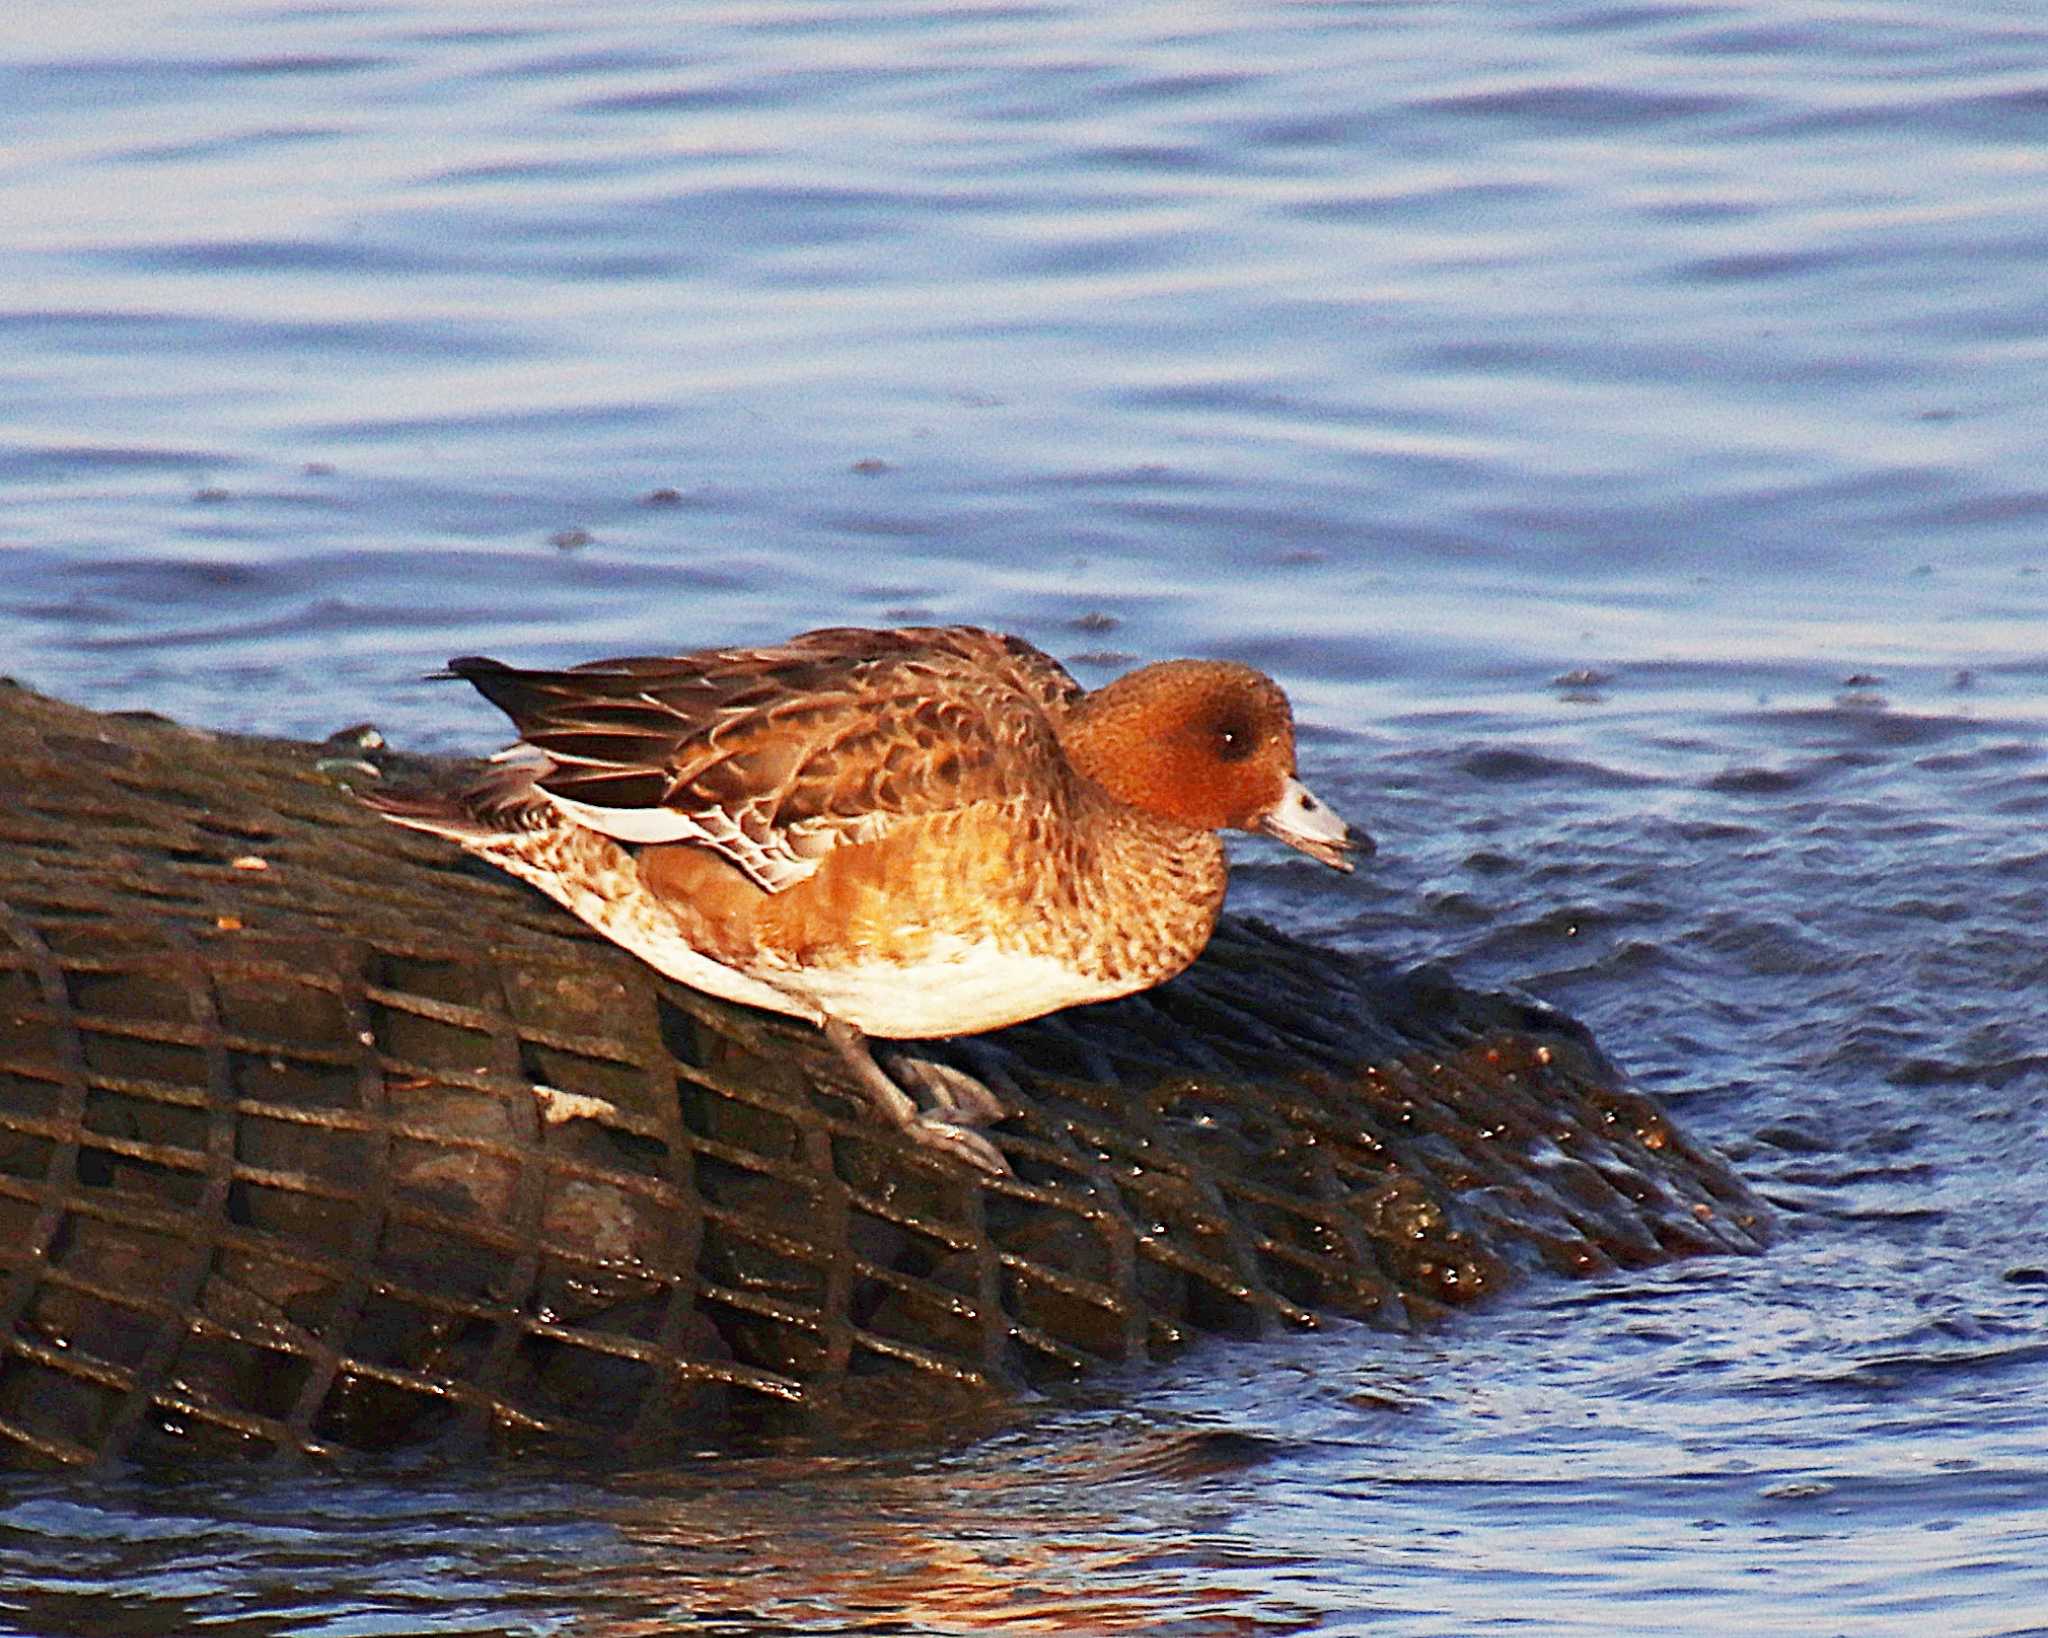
[0,683,1769,1467]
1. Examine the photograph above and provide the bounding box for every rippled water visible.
[5,0,2048,1632]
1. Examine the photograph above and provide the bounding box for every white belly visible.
[787,937,1135,1039]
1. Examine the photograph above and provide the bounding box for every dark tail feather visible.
[435,656,509,681]
[435,655,535,723]
[437,653,691,731]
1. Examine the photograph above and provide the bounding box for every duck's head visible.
[1062,658,1369,871]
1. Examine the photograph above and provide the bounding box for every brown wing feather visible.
[445,627,1078,891]
[837,626,1083,725]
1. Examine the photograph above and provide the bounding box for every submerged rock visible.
[0,681,1767,1467]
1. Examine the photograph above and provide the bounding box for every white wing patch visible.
[507,731,902,895]
[538,787,714,845]
[537,786,824,891]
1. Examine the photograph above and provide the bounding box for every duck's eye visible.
[1213,721,1254,762]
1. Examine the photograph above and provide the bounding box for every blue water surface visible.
[3,2,2047,1633]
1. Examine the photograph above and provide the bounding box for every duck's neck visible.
[1056,680,1122,773]
[1042,670,1232,983]
[1057,672,1180,819]
[1048,775,1228,988]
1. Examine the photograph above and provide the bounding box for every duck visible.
[368,624,1366,1174]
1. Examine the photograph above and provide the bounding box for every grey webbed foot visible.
[883,1049,1011,1128]
[823,1019,1012,1176]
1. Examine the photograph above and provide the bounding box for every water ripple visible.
[4,0,2048,1630]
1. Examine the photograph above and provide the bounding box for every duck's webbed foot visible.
[822,1019,1012,1176]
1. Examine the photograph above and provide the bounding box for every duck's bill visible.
[1259,775,1371,872]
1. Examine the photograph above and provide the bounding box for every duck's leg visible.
[821,1018,1012,1176]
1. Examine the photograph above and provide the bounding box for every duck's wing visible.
[877,624,1084,725]
[446,626,1079,893]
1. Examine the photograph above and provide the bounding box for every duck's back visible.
[451,625,1085,895]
